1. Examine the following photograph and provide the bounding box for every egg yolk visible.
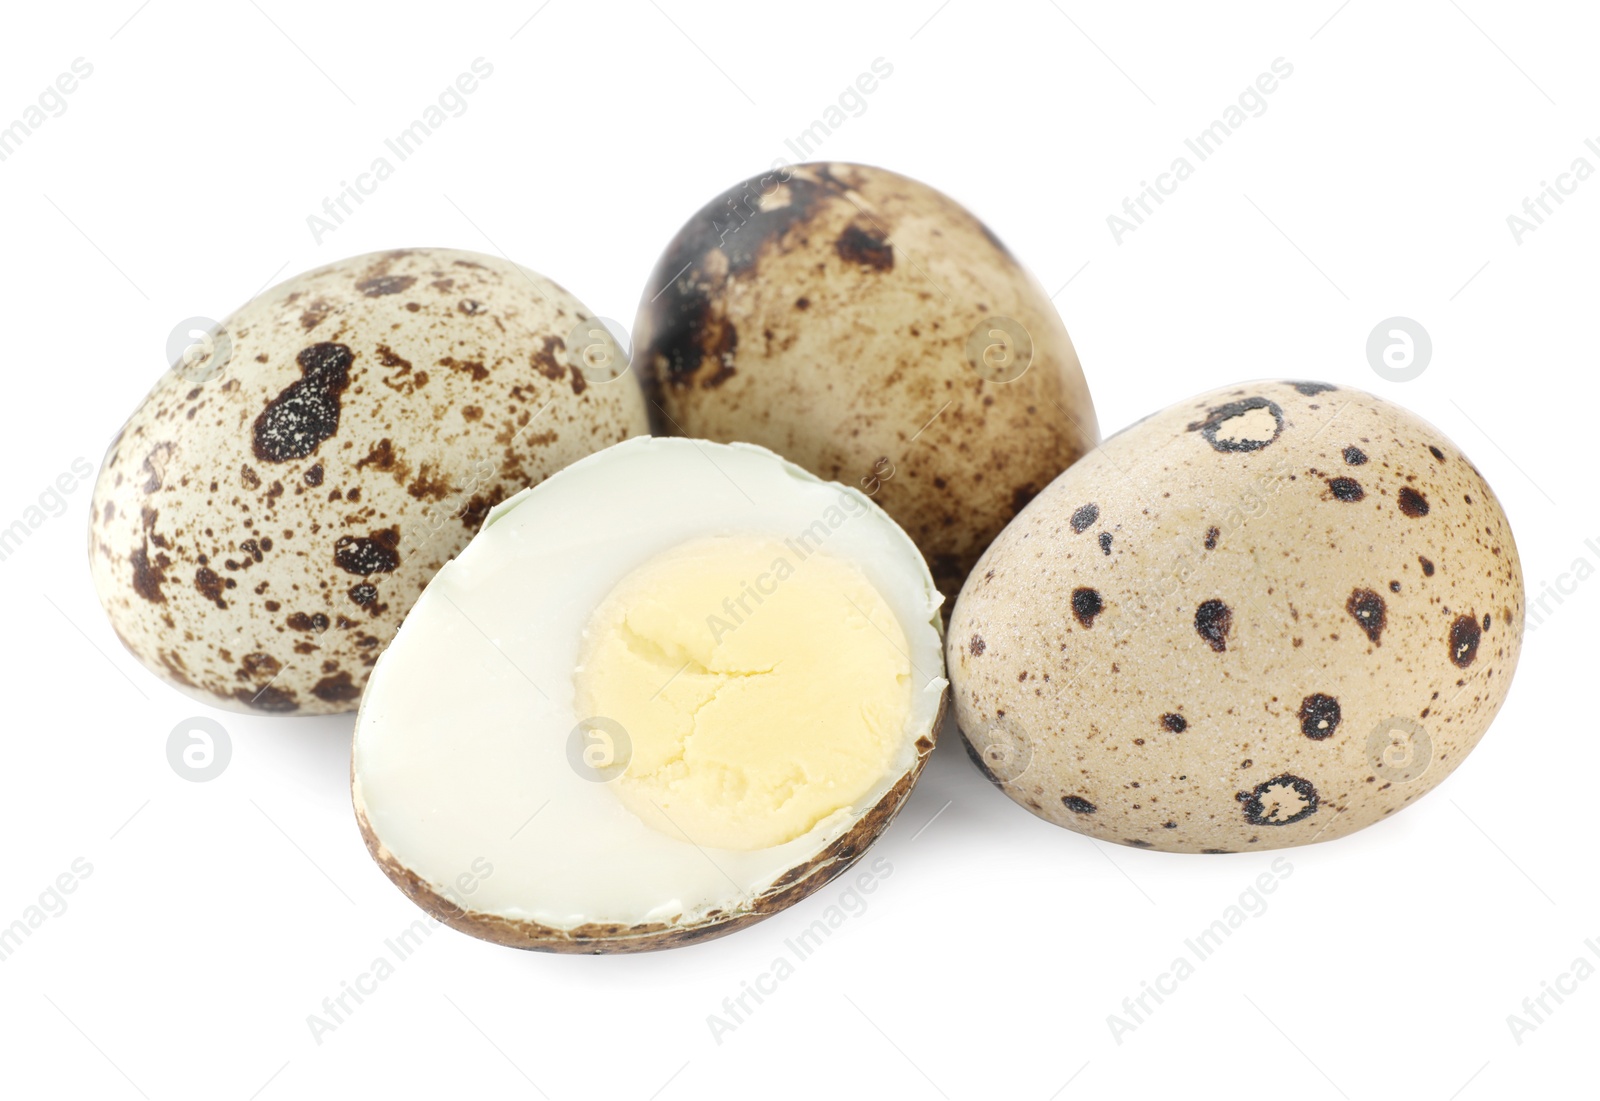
[573,534,911,851]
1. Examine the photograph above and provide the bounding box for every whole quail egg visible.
[89,248,648,714]
[352,436,946,952]
[632,162,1099,599]
[948,381,1524,852]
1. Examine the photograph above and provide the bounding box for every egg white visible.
[352,437,945,929]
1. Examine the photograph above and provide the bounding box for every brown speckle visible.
[1298,694,1341,739]
[1397,487,1430,517]
[1188,396,1284,453]
[834,224,893,271]
[1449,614,1481,667]
[356,273,417,297]
[1161,713,1187,733]
[1062,795,1096,814]
[252,343,354,463]
[1237,774,1319,825]
[129,542,169,603]
[1326,476,1365,502]
[1194,599,1232,652]
[333,527,401,576]
[1347,588,1386,644]
[311,671,362,702]
[1072,587,1104,628]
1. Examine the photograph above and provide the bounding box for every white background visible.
[1,1,1594,1098]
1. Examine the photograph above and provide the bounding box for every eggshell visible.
[948,381,1524,852]
[88,248,649,715]
[632,162,1098,598]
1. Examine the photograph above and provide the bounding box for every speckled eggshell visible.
[948,381,1524,853]
[89,248,649,715]
[632,162,1099,599]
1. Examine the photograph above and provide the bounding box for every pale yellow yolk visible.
[573,535,912,851]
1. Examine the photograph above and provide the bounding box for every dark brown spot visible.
[349,583,378,606]
[1204,526,1219,550]
[1419,555,1435,576]
[1061,795,1096,814]
[794,296,810,310]
[1070,503,1099,533]
[1428,445,1445,462]
[303,463,324,486]
[834,223,893,271]
[287,611,330,632]
[1397,487,1430,517]
[1289,381,1337,396]
[1194,599,1232,652]
[1298,694,1341,739]
[334,527,400,576]
[236,685,299,712]
[311,671,362,702]
[440,355,489,382]
[1449,614,1482,667]
[1237,774,1319,825]
[406,465,453,502]
[1188,396,1284,453]
[1326,476,1364,502]
[356,273,417,297]
[1072,587,1104,628]
[194,566,227,609]
[1342,446,1368,465]
[1389,580,1401,592]
[129,542,169,603]
[969,634,986,656]
[1161,713,1187,733]
[1346,588,1386,644]
[1099,532,1113,555]
[240,464,261,491]
[252,343,354,463]
[355,438,405,479]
